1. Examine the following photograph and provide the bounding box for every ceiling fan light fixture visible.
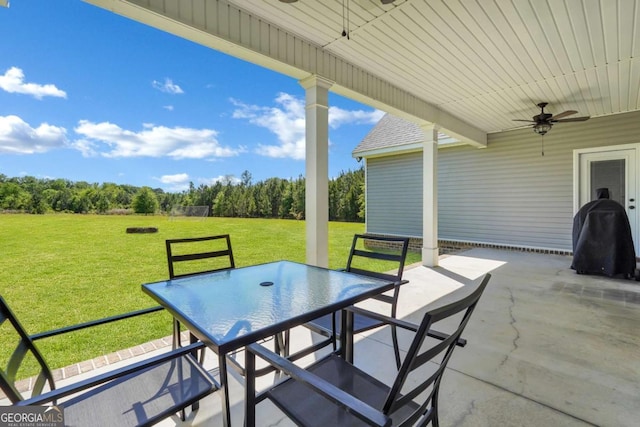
[533,122,552,135]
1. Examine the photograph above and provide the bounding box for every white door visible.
[577,147,638,253]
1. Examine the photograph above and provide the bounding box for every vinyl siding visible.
[366,110,640,251]
[367,153,423,237]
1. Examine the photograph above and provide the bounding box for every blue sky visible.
[0,1,383,192]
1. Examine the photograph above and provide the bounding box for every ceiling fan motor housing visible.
[534,113,553,122]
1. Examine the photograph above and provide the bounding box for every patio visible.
[1,1,637,423]
[30,247,638,426]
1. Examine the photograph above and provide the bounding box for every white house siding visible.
[366,110,640,252]
[367,152,423,237]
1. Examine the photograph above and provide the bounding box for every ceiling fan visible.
[513,102,590,136]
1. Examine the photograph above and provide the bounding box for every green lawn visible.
[0,214,420,372]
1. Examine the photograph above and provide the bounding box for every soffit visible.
[229,0,640,134]
[88,0,640,138]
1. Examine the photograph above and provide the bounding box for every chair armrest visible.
[19,342,215,406]
[347,306,466,347]
[247,343,391,427]
[30,306,164,341]
[348,306,418,331]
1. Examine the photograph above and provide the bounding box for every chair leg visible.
[275,330,290,357]
[391,324,401,369]
[189,332,202,412]
[431,383,440,427]
[189,331,206,365]
[283,330,290,357]
[273,330,290,374]
[275,333,281,355]
[171,318,188,420]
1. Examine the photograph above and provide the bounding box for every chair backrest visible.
[166,234,235,279]
[0,296,55,403]
[345,234,409,282]
[383,273,491,426]
[345,234,410,306]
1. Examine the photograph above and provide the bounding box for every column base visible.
[422,247,439,267]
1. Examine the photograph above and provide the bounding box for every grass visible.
[0,214,420,373]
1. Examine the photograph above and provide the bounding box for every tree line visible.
[0,169,365,222]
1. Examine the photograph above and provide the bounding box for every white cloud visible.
[231,93,383,160]
[70,138,98,157]
[328,106,385,128]
[231,93,306,160]
[0,115,68,154]
[155,173,190,191]
[160,173,189,184]
[73,120,241,159]
[163,105,174,111]
[152,78,184,94]
[0,67,67,100]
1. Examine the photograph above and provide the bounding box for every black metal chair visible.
[301,234,410,368]
[166,234,235,279]
[0,295,218,427]
[245,273,491,427]
[165,234,235,349]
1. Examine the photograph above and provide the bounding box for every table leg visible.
[218,353,232,427]
[341,308,355,363]
[244,348,256,427]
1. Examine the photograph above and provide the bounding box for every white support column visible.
[299,75,333,267]
[421,124,439,267]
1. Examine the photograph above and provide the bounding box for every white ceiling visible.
[88,0,640,140]
[227,0,640,134]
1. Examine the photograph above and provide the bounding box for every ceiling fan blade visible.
[512,119,535,123]
[550,110,578,120]
[553,116,590,123]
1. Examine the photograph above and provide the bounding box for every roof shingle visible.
[352,114,424,155]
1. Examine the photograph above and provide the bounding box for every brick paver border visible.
[8,332,189,398]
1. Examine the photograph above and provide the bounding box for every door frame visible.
[573,142,640,253]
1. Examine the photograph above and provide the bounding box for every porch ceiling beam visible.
[84,0,487,148]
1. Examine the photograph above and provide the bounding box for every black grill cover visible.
[572,193,636,277]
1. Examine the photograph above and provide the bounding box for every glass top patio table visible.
[141,260,395,355]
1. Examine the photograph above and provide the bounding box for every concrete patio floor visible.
[18,248,640,426]
[404,248,640,427]
[154,247,639,426]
